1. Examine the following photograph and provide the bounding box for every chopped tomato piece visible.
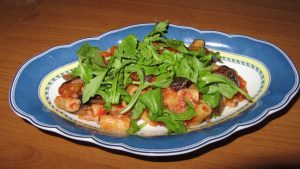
[238,75,247,91]
[235,75,248,101]
[130,72,139,81]
[100,46,117,57]
[145,75,156,83]
[97,107,106,116]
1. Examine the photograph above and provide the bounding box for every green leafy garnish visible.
[70,21,253,135]
[82,69,107,103]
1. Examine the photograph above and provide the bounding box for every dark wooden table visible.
[1,0,299,168]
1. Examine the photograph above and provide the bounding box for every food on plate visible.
[54,21,253,135]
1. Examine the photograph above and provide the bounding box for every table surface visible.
[1,0,299,168]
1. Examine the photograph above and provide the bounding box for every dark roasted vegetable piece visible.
[170,77,192,91]
[144,75,156,83]
[130,72,139,81]
[87,95,105,104]
[214,65,240,86]
[189,39,205,51]
[130,73,157,83]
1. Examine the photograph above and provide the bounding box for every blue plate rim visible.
[9,23,300,156]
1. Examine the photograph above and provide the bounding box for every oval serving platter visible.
[10,23,299,156]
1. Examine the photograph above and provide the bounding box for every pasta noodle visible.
[187,103,212,127]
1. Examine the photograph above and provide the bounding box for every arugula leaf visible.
[124,64,145,84]
[127,120,139,134]
[154,100,196,133]
[165,39,188,53]
[144,21,168,43]
[72,43,108,86]
[170,100,197,121]
[119,87,131,103]
[110,77,120,104]
[197,72,252,107]
[72,63,93,83]
[127,120,147,135]
[218,83,238,99]
[175,56,204,83]
[138,42,153,59]
[197,83,222,108]
[200,73,253,101]
[116,34,138,58]
[119,64,146,115]
[131,101,146,120]
[156,116,186,134]
[123,71,132,87]
[77,43,105,67]
[147,21,168,37]
[138,88,164,116]
[203,92,221,108]
[82,69,107,103]
[140,65,160,76]
[146,73,172,88]
[147,45,163,62]
[119,84,144,114]
[159,50,180,64]
[96,89,112,110]
[199,84,218,94]
[136,91,196,134]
